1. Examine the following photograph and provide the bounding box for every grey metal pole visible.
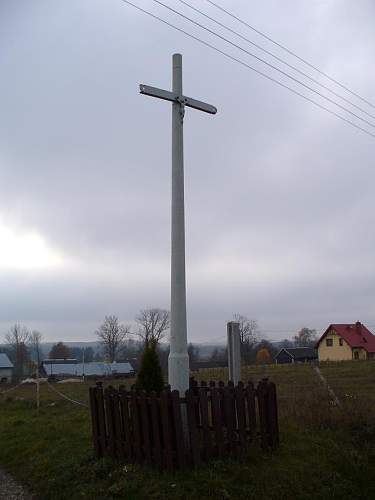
[82,347,85,382]
[168,53,189,395]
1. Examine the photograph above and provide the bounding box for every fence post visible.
[227,322,241,385]
[95,382,107,456]
[89,386,101,457]
[186,388,201,467]
[257,378,279,450]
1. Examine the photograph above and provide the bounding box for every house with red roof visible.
[316,322,375,361]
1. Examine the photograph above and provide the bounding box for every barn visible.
[41,359,135,379]
[274,347,317,364]
[0,353,14,383]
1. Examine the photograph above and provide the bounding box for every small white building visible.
[0,353,14,383]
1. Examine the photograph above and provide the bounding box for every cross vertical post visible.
[140,54,217,395]
[169,53,188,395]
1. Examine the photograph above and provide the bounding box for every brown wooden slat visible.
[96,383,107,456]
[112,390,125,459]
[89,387,101,457]
[235,384,246,452]
[139,392,152,463]
[119,388,133,462]
[131,391,143,463]
[257,379,269,450]
[218,381,226,427]
[160,389,174,471]
[266,382,279,450]
[223,386,236,453]
[149,392,162,468]
[186,389,201,467]
[199,387,212,459]
[210,387,224,458]
[104,387,116,458]
[245,381,257,439]
[171,390,186,468]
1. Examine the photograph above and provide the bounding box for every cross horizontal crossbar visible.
[140,84,217,114]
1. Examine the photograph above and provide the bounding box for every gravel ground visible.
[0,469,32,500]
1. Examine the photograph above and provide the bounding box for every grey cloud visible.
[1,0,374,342]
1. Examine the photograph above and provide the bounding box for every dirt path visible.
[0,469,32,500]
[313,365,341,407]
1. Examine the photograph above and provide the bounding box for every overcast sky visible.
[1,0,374,343]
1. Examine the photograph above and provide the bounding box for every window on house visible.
[326,338,333,347]
[363,337,367,343]
[354,351,359,360]
[339,338,343,346]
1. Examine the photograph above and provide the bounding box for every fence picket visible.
[112,390,125,459]
[257,379,270,450]
[89,387,101,457]
[210,387,224,458]
[131,391,143,463]
[186,389,201,467]
[139,391,152,463]
[245,381,257,439]
[266,382,279,450]
[96,383,107,456]
[199,387,212,460]
[150,391,162,468]
[235,383,246,452]
[223,386,236,453]
[119,388,133,462]
[171,390,186,468]
[160,390,174,471]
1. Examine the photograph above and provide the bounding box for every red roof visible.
[316,322,375,353]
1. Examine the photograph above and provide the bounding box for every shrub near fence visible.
[89,378,278,470]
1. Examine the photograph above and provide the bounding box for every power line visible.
[150,0,375,130]
[119,0,375,139]
[177,0,375,122]
[206,0,375,110]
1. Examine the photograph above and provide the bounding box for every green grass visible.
[1,364,375,499]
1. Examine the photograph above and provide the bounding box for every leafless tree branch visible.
[95,315,130,362]
[136,308,170,345]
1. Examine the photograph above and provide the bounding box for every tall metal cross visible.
[140,53,217,395]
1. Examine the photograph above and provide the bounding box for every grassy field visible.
[1,362,375,499]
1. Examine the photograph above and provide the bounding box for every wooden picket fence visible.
[89,378,278,470]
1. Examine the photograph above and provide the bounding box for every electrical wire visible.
[150,0,375,130]
[177,0,375,121]
[119,0,375,139]
[205,0,375,110]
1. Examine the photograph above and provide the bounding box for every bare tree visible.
[95,315,130,362]
[5,323,31,378]
[136,308,170,345]
[232,314,259,364]
[233,314,259,344]
[30,330,43,366]
[293,328,317,347]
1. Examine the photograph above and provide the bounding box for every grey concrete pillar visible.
[227,321,241,385]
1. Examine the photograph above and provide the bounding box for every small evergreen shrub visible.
[135,342,165,393]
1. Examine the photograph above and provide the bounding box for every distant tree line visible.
[0,312,318,381]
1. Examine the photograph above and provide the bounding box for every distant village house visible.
[0,353,14,383]
[274,347,317,364]
[316,322,375,361]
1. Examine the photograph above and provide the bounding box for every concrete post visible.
[227,322,241,385]
[168,54,189,395]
